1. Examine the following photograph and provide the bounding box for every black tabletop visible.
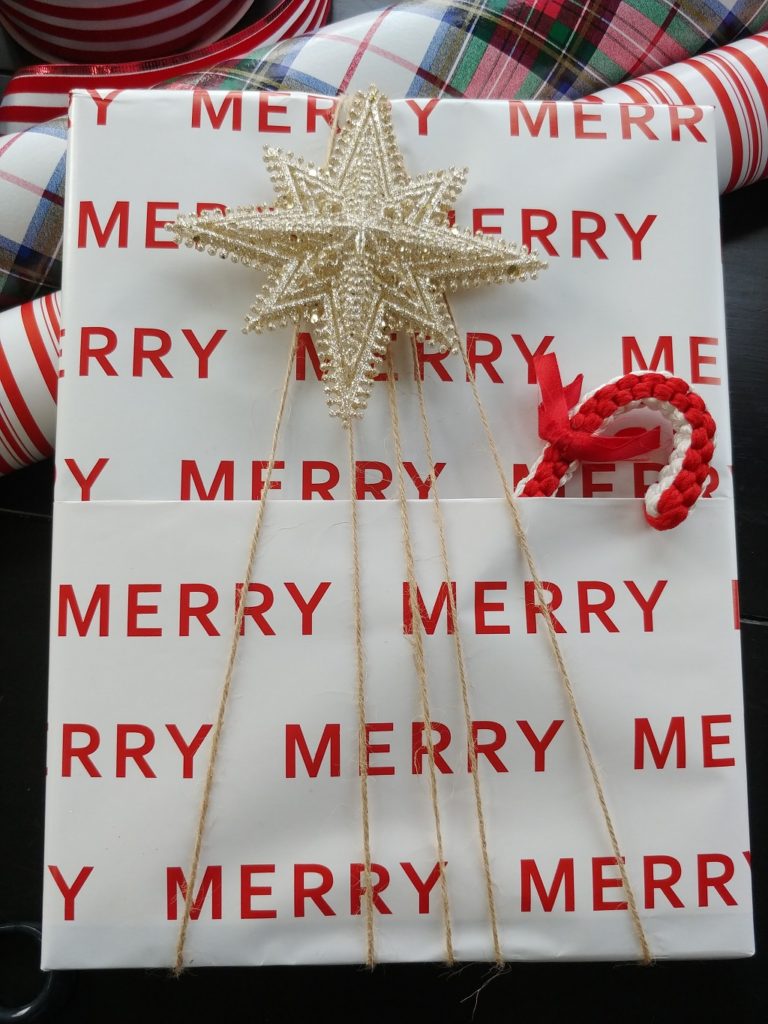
[1,3,767,1021]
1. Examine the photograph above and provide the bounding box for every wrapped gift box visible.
[42,89,752,967]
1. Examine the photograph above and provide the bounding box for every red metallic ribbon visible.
[534,353,661,461]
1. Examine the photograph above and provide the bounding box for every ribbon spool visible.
[517,354,717,530]
[0,0,256,62]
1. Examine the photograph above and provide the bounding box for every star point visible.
[170,87,546,422]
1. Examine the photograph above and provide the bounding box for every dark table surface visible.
[1,3,767,1021]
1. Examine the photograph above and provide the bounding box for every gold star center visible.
[170,87,546,422]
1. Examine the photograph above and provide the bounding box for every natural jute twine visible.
[386,353,454,964]
[173,325,652,968]
[173,336,297,975]
[410,337,505,966]
[454,336,653,965]
[173,86,651,965]
[346,421,376,967]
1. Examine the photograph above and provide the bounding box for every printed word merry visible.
[57,581,332,638]
[75,326,535,380]
[180,459,443,501]
[46,850,749,923]
[406,99,707,143]
[404,578,668,635]
[52,713,736,781]
[76,326,226,378]
[85,89,337,134]
[55,578,668,638]
[453,208,657,261]
[75,199,657,261]
[300,332,724,387]
[55,718,563,781]
[286,719,564,777]
[163,852,748,920]
[509,102,707,143]
[59,722,212,779]
[287,714,735,780]
[179,459,720,502]
[88,92,708,144]
[73,328,723,389]
[60,457,444,503]
[149,459,723,506]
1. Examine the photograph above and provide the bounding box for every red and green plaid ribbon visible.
[173,0,768,99]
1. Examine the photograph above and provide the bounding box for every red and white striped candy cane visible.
[516,354,716,530]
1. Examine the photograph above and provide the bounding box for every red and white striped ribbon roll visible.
[0,291,60,473]
[0,0,331,134]
[0,1,256,63]
[588,29,768,192]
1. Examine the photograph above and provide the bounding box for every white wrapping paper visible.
[42,90,752,967]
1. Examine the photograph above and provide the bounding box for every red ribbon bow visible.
[534,354,661,462]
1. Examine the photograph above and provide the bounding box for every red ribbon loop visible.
[534,353,661,462]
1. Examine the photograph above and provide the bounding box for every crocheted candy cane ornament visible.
[516,354,716,531]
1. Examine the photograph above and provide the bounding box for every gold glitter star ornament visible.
[170,87,547,422]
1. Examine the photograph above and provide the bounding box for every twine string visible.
[173,82,650,967]
[325,91,375,969]
[410,335,504,967]
[173,336,298,976]
[346,421,376,968]
[386,353,454,964]
[455,338,653,966]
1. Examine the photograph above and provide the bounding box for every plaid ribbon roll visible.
[171,0,768,100]
[0,119,66,313]
[0,0,257,64]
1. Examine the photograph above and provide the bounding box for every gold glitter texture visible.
[170,87,546,422]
